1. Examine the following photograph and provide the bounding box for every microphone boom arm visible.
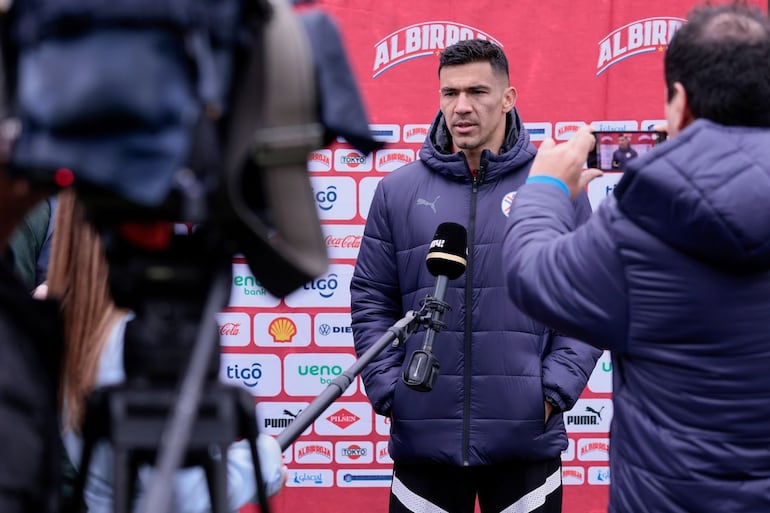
[276,310,421,452]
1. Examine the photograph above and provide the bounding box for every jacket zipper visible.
[463,161,485,465]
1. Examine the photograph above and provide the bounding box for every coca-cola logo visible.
[325,235,362,248]
[219,322,241,336]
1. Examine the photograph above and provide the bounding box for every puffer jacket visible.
[504,119,770,512]
[0,256,63,513]
[350,109,601,466]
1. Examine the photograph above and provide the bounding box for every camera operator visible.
[46,190,286,513]
[0,164,63,513]
[503,4,770,512]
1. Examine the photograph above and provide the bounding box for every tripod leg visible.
[203,444,229,513]
[112,448,131,513]
[67,437,94,513]
[236,389,271,513]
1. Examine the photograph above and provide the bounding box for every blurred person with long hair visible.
[48,189,285,513]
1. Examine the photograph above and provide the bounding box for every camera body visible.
[587,130,667,171]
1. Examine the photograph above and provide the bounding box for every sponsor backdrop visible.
[226,1,767,512]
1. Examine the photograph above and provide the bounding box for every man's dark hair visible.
[665,2,770,126]
[438,39,509,80]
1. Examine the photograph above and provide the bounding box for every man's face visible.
[438,61,515,158]
[618,135,630,150]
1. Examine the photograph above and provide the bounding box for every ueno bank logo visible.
[597,17,685,76]
[284,353,357,396]
[373,21,502,78]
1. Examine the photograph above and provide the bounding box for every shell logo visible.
[268,317,297,343]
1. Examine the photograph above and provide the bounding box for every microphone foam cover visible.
[426,222,467,279]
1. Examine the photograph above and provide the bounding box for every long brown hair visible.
[47,190,126,432]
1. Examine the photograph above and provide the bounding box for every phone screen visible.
[585,131,666,210]
[587,131,666,171]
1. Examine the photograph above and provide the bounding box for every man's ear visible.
[670,82,695,132]
[502,86,517,113]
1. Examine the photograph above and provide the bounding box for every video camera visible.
[0,1,380,511]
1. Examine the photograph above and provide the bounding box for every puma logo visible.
[283,409,300,419]
[417,195,440,213]
[585,406,605,421]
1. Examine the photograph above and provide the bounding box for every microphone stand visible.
[276,310,422,451]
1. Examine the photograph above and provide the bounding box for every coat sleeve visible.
[539,190,602,411]
[503,182,630,353]
[349,181,406,416]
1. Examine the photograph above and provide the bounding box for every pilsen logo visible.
[327,408,360,429]
[596,17,685,76]
[373,21,502,78]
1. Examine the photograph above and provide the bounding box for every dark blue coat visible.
[351,109,601,466]
[504,119,770,512]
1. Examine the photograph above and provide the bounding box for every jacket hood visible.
[418,108,535,182]
[615,119,770,272]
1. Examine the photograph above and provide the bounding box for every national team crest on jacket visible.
[501,191,517,217]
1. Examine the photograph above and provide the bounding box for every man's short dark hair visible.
[665,2,770,127]
[438,39,509,81]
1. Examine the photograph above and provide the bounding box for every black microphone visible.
[403,222,467,392]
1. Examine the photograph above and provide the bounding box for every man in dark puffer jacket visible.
[351,39,601,513]
[504,4,770,513]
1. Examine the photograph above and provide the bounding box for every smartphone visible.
[587,130,666,171]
